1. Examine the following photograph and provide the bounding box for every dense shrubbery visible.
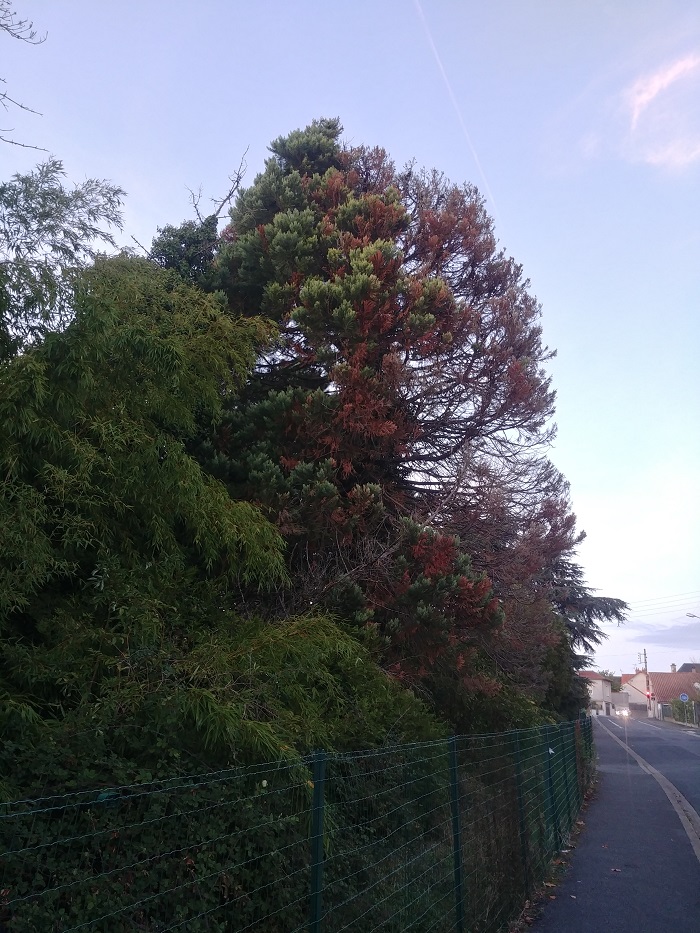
[0,724,593,932]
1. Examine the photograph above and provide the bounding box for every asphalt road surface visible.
[531,716,700,933]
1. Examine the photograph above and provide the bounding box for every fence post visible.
[512,732,531,897]
[448,736,465,933]
[543,725,558,852]
[574,720,584,807]
[309,750,326,933]
[558,725,573,833]
[585,716,593,759]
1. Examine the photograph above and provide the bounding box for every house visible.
[578,671,614,715]
[677,663,700,674]
[621,671,651,710]
[648,672,700,720]
[620,669,700,719]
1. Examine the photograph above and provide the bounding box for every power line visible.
[627,589,700,608]
[629,604,700,615]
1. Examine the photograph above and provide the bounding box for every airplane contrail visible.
[413,0,501,224]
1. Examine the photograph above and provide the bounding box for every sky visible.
[2,0,699,677]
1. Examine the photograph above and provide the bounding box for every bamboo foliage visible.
[0,256,440,783]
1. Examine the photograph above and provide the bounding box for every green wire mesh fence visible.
[1,718,594,932]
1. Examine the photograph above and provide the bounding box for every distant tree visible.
[548,559,627,657]
[150,214,219,286]
[149,153,247,287]
[597,670,622,691]
[444,454,628,713]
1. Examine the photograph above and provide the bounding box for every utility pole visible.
[638,650,652,717]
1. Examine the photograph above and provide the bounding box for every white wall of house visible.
[623,672,663,717]
[581,676,613,715]
[623,673,649,705]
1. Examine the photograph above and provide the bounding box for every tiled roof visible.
[621,674,634,684]
[648,672,700,703]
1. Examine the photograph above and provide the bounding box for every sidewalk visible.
[530,720,700,933]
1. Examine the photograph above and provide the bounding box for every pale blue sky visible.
[3,0,699,674]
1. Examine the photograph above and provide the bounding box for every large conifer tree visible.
[150,118,627,729]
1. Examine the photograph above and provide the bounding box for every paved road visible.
[531,716,700,933]
[604,714,700,816]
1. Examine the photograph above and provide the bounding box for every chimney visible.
[671,663,677,673]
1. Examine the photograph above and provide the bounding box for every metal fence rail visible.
[0,719,594,932]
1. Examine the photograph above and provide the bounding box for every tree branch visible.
[211,147,249,219]
[1,2,46,43]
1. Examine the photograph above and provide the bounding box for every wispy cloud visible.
[628,620,700,650]
[627,55,700,129]
[621,53,700,169]
[548,49,700,174]
[644,139,700,168]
